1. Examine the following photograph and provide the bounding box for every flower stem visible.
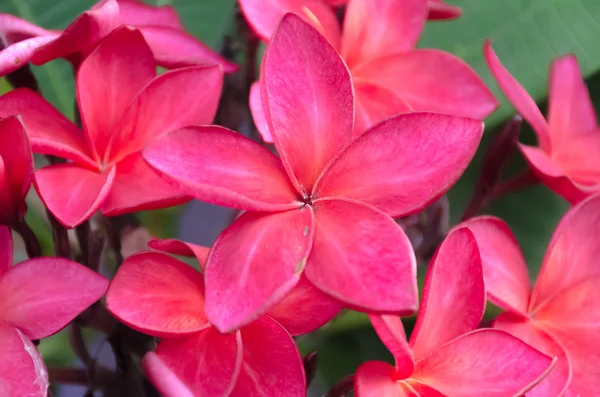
[326,375,355,397]
[12,218,41,258]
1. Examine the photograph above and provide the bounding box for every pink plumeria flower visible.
[485,41,599,204]
[0,227,108,397]
[143,14,484,332]
[324,0,462,19]
[354,228,556,397]
[0,0,236,76]
[242,0,495,139]
[0,26,223,228]
[106,239,341,397]
[463,193,600,396]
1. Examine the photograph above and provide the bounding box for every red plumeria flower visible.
[354,228,555,397]
[143,14,484,332]
[0,115,32,226]
[485,41,599,204]
[0,0,236,76]
[0,26,223,228]
[463,193,600,396]
[323,0,462,19]
[242,0,495,139]
[106,239,341,397]
[0,226,108,397]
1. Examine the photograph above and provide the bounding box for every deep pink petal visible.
[427,0,462,20]
[239,0,341,46]
[341,0,426,67]
[144,126,299,212]
[0,227,11,275]
[352,50,498,121]
[249,82,272,143]
[370,315,414,378]
[231,316,305,397]
[484,41,550,151]
[461,216,531,316]
[136,26,237,72]
[148,329,242,397]
[412,329,555,397]
[353,82,413,136]
[106,251,208,337]
[410,228,485,360]
[0,89,94,167]
[77,26,155,160]
[550,130,600,189]
[30,0,120,65]
[205,209,314,333]
[305,198,418,313]
[34,164,115,228]
[355,361,411,397]
[0,258,108,340]
[262,14,353,193]
[116,0,183,28]
[101,154,190,216]
[148,238,210,268]
[494,312,571,397]
[316,113,483,217]
[530,193,600,311]
[266,276,341,336]
[0,14,54,41]
[0,35,59,76]
[0,324,48,397]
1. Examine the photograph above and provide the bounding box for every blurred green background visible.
[1,0,600,394]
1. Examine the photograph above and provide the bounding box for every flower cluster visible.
[0,0,598,396]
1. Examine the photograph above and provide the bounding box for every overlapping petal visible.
[0,227,12,275]
[353,82,413,137]
[427,0,462,20]
[369,315,414,377]
[116,0,183,28]
[0,35,59,76]
[142,353,195,397]
[355,361,410,397]
[0,14,54,41]
[148,238,210,268]
[249,82,272,143]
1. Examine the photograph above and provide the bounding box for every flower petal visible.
[148,238,210,268]
[461,216,531,316]
[266,276,341,336]
[205,208,314,333]
[410,228,485,360]
[0,14,54,41]
[106,251,208,337]
[405,381,445,396]
[147,328,243,397]
[352,50,498,121]
[76,26,155,160]
[316,113,483,217]
[239,0,341,46]
[0,89,94,167]
[231,316,306,397]
[412,329,555,397]
[34,164,115,228]
[0,227,12,276]
[249,82,273,143]
[355,360,413,397]
[101,154,190,216]
[353,82,413,136]
[305,198,418,313]
[0,35,59,76]
[0,324,48,397]
[427,0,462,20]
[484,41,550,151]
[116,0,183,28]
[0,257,108,340]
[144,126,298,211]
[341,0,426,66]
[370,315,414,378]
[262,14,353,193]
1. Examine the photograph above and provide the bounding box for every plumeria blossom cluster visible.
[0,0,598,396]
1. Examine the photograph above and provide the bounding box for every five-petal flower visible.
[354,227,556,397]
[0,26,224,228]
[463,193,600,396]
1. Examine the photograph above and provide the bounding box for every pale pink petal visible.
[352,50,498,121]
[0,324,48,397]
[231,316,305,397]
[0,36,59,76]
[412,329,555,397]
[116,0,183,29]
[148,329,243,397]
[106,251,208,337]
[101,154,190,216]
[0,257,108,340]
[148,238,210,268]
[205,208,314,333]
[353,82,413,136]
[0,227,12,275]
[461,216,531,316]
[249,82,272,143]
[410,228,485,360]
[266,276,341,336]
[551,131,600,188]
[341,0,426,67]
[239,0,341,46]
[530,193,600,310]
[0,89,95,167]
[0,14,54,41]
[305,198,418,313]
[262,14,353,193]
[76,26,155,160]
[427,0,462,20]
[355,361,412,397]
[484,41,550,151]
[494,312,571,397]
[370,315,414,378]
[0,115,33,213]
[316,113,483,217]
[405,381,445,396]
[144,126,299,212]
[34,164,115,228]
